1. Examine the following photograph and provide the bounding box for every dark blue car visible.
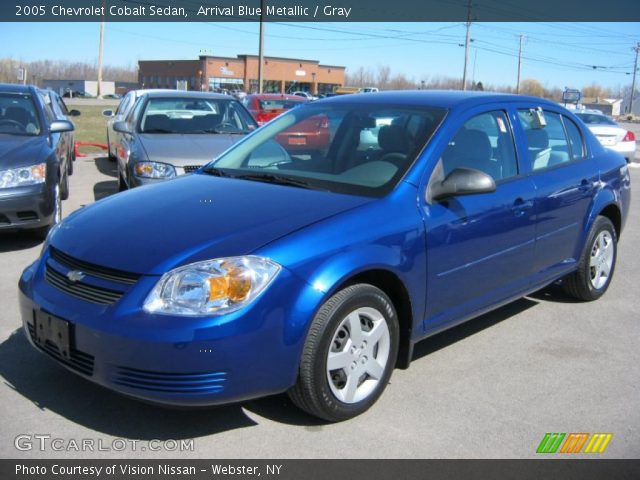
[19,92,630,421]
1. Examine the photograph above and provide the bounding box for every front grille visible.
[27,322,95,376]
[50,247,140,285]
[112,366,226,394]
[45,265,124,305]
[183,165,203,174]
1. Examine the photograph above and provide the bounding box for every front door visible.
[423,108,537,330]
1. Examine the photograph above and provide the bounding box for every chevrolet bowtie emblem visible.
[66,270,85,283]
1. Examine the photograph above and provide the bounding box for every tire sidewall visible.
[311,285,399,420]
[583,217,617,299]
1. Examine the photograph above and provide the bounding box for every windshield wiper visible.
[232,172,318,190]
[142,128,175,133]
[200,166,230,177]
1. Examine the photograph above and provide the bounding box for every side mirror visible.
[68,109,81,117]
[430,167,496,202]
[49,120,74,133]
[102,109,115,118]
[113,121,132,134]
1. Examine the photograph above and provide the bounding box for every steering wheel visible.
[0,119,24,131]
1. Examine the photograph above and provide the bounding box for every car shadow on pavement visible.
[94,157,118,179]
[528,283,583,304]
[93,181,118,201]
[0,329,258,440]
[411,297,539,362]
[0,231,42,253]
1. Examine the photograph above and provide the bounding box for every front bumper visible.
[0,183,54,231]
[18,254,320,407]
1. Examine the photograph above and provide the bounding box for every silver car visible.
[111,91,257,190]
[103,89,173,161]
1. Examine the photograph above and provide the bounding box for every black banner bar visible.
[2,459,640,480]
[4,0,640,22]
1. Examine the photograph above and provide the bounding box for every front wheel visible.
[288,284,399,422]
[563,216,617,301]
[34,184,61,240]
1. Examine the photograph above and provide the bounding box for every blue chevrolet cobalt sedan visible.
[19,92,630,421]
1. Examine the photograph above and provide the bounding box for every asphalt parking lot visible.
[0,155,638,459]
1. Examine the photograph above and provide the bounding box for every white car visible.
[574,111,636,162]
[291,91,317,101]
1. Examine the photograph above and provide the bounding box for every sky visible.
[1,21,639,91]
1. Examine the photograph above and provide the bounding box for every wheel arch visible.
[331,269,415,369]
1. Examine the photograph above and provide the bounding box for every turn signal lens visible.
[144,256,281,316]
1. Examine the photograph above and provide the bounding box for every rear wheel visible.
[288,284,399,422]
[563,216,617,301]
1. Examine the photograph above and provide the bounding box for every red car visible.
[243,94,330,152]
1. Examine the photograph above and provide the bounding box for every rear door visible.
[423,106,537,329]
[514,106,596,281]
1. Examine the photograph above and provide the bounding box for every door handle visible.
[578,179,594,192]
[511,198,533,216]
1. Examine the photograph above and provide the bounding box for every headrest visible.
[525,128,549,150]
[378,124,411,154]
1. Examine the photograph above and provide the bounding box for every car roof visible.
[0,83,35,94]
[319,90,558,109]
[139,90,234,100]
[249,94,306,101]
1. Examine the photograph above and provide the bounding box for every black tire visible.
[60,169,69,200]
[117,170,128,192]
[563,216,617,301]
[288,284,399,422]
[34,184,61,241]
[107,134,116,161]
[67,155,74,176]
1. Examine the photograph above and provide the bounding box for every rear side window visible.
[442,110,518,181]
[517,109,571,171]
[562,116,586,161]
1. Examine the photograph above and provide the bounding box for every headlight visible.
[0,163,46,188]
[134,161,176,179]
[144,256,281,316]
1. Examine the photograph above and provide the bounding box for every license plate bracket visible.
[34,311,71,359]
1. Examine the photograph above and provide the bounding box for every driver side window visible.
[442,111,518,182]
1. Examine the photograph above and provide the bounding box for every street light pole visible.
[258,0,266,93]
[516,34,524,94]
[630,42,639,114]
[97,0,106,97]
[461,0,472,91]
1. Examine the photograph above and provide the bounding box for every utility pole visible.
[97,0,106,97]
[516,34,524,94]
[461,0,472,91]
[630,42,640,114]
[258,0,266,93]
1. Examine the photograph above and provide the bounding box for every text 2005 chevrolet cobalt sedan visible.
[19,92,630,421]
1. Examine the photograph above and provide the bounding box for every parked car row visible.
[0,83,78,237]
[17,90,630,422]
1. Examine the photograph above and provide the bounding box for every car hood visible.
[50,173,372,275]
[0,135,47,168]
[138,134,244,166]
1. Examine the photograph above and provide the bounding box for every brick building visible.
[138,55,345,95]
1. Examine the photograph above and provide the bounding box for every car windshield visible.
[0,93,41,136]
[204,103,446,197]
[259,99,305,111]
[139,97,255,134]
[575,113,617,126]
